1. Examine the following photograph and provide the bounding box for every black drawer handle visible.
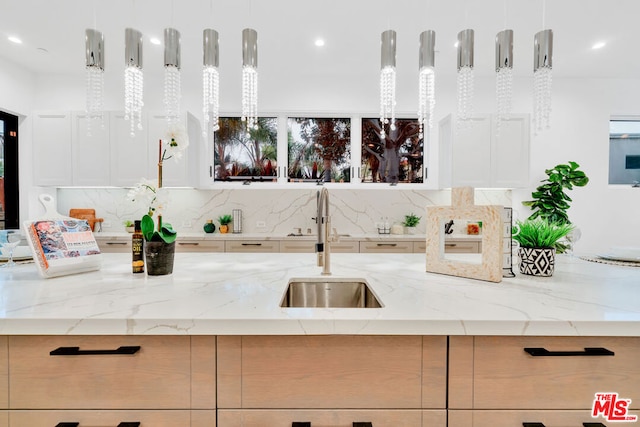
[292,423,310,427]
[353,423,373,427]
[178,242,200,246]
[241,243,263,246]
[106,242,128,245]
[50,346,141,356]
[56,424,140,427]
[523,423,606,427]
[376,243,397,247]
[524,347,614,357]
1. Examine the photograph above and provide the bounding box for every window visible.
[361,118,424,184]
[609,119,640,185]
[213,117,278,182]
[287,117,351,183]
[0,111,19,229]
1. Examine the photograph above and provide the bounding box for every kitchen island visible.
[0,252,637,336]
[0,253,638,427]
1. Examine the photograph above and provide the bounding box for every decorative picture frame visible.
[425,187,503,283]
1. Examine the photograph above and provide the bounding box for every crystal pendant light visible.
[456,29,474,128]
[203,29,220,135]
[495,29,514,133]
[124,28,144,137]
[85,29,104,136]
[164,28,181,127]
[379,30,397,138]
[241,28,258,135]
[534,29,553,133]
[418,30,435,139]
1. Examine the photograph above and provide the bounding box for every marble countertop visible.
[93,232,481,242]
[1,253,638,336]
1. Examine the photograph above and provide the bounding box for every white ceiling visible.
[0,0,638,81]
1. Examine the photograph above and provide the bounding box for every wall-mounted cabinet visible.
[439,113,530,188]
[33,111,202,187]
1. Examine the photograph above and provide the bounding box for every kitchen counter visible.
[0,253,638,336]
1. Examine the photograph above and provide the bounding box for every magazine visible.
[26,219,102,276]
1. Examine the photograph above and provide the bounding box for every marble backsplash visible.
[54,187,512,236]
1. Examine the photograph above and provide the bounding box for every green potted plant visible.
[218,214,233,234]
[523,161,589,225]
[512,218,574,277]
[123,220,135,233]
[402,213,421,234]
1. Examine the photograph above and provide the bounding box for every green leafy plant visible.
[218,214,233,226]
[402,213,421,227]
[512,218,574,249]
[141,214,177,244]
[523,161,589,225]
[123,220,134,228]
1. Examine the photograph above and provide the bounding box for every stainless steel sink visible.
[281,277,382,308]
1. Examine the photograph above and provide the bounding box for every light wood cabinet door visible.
[359,241,413,253]
[8,410,199,427]
[449,336,640,410]
[9,336,193,409]
[224,240,280,252]
[0,338,7,410]
[176,240,225,252]
[279,239,315,253]
[218,336,446,410]
[94,237,131,253]
[218,409,446,427]
[444,239,480,253]
[448,409,618,427]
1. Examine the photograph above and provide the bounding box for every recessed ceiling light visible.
[315,39,325,47]
[8,36,22,44]
[592,41,606,50]
[150,37,161,46]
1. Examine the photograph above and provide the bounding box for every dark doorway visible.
[0,111,19,229]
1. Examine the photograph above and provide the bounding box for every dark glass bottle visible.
[132,220,144,274]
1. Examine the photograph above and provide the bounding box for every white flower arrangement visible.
[126,126,189,242]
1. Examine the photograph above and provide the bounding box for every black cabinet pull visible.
[292,423,310,427]
[523,423,607,427]
[241,243,263,246]
[55,423,139,427]
[524,347,614,357]
[50,346,141,356]
[353,423,373,427]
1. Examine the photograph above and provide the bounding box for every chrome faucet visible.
[315,187,332,275]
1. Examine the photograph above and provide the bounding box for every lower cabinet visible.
[224,240,280,252]
[217,336,447,426]
[218,409,446,427]
[8,410,215,427]
[6,336,216,426]
[360,241,414,253]
[177,240,225,252]
[448,410,610,427]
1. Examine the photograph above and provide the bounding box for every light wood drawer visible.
[8,410,215,427]
[0,338,7,410]
[218,336,446,410]
[176,239,225,252]
[224,240,280,252]
[279,240,315,253]
[9,336,197,409]
[330,240,360,253]
[449,409,623,427]
[359,241,413,253]
[444,240,480,253]
[450,336,640,410]
[218,409,446,427]
[95,239,131,253]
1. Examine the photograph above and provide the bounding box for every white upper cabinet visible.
[109,111,149,187]
[71,112,110,186]
[32,112,73,186]
[439,113,530,188]
[33,110,202,188]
